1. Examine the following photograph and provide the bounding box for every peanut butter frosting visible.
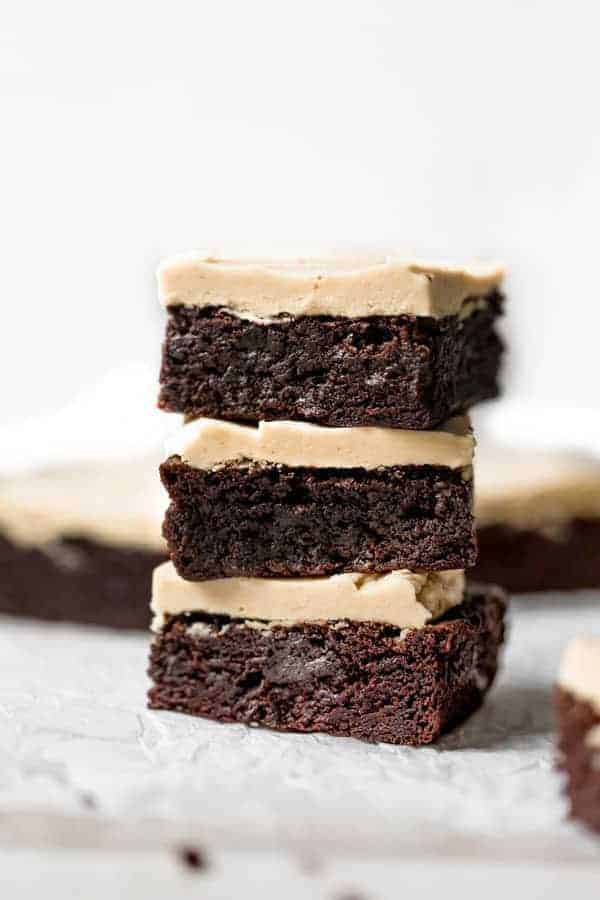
[158,253,504,319]
[166,416,474,472]
[0,460,166,552]
[475,447,600,532]
[151,562,466,631]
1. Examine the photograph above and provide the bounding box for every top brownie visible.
[158,254,505,429]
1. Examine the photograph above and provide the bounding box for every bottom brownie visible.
[0,533,166,630]
[474,519,600,593]
[148,586,506,745]
[556,686,600,834]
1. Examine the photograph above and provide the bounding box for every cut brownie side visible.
[475,519,600,593]
[556,686,600,834]
[160,458,477,579]
[148,586,506,746]
[0,533,165,629]
[158,297,503,429]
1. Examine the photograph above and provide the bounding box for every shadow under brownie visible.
[161,416,477,579]
[148,568,506,746]
[158,254,504,429]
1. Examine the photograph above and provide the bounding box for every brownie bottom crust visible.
[474,519,600,593]
[148,586,506,746]
[556,686,600,834]
[159,297,504,429]
[0,533,166,630]
[161,459,476,580]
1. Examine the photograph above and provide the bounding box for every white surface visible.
[3,1,600,425]
[3,593,600,897]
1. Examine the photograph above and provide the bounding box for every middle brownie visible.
[160,417,476,580]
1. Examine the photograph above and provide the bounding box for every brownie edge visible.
[148,586,506,746]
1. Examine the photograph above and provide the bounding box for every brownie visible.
[0,532,165,630]
[148,585,506,745]
[474,519,600,593]
[556,686,600,834]
[158,296,504,429]
[160,458,477,580]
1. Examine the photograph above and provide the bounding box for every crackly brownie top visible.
[157,252,504,319]
[165,416,475,472]
[151,561,466,631]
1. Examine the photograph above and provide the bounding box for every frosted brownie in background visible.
[157,254,505,430]
[556,638,600,834]
[473,448,600,593]
[160,415,477,579]
[0,459,167,629]
[149,565,506,746]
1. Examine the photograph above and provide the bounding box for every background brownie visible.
[0,533,165,629]
[148,584,506,746]
[159,299,504,429]
[474,447,600,592]
[0,460,167,629]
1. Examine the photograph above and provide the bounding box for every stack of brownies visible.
[148,254,508,745]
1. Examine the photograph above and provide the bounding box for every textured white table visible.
[3,593,600,898]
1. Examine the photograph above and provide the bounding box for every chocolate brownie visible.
[157,253,505,429]
[556,638,600,834]
[475,520,600,593]
[0,532,165,629]
[159,300,504,429]
[161,459,475,579]
[475,447,600,592]
[0,460,166,629]
[148,585,506,746]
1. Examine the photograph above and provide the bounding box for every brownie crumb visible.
[78,791,98,810]
[177,846,208,871]
[296,852,324,875]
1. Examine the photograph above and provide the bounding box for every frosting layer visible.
[559,637,600,714]
[0,460,166,552]
[476,447,600,532]
[166,416,474,472]
[158,253,504,319]
[151,562,465,631]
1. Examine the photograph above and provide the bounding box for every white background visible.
[1,0,599,434]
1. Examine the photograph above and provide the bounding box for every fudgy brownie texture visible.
[555,686,600,834]
[474,519,600,593]
[0,533,166,629]
[148,586,506,745]
[160,458,476,579]
[158,295,504,429]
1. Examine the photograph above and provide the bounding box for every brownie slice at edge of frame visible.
[555,685,600,834]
